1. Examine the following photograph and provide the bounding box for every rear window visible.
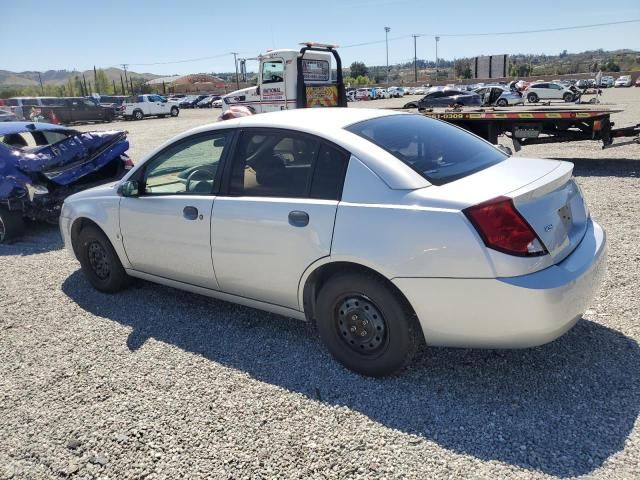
[345,114,507,186]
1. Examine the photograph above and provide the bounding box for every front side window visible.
[346,114,507,186]
[143,132,229,195]
[262,61,284,84]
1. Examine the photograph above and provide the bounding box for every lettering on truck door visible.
[260,58,287,112]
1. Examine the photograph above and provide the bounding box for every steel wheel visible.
[134,110,143,120]
[87,240,111,280]
[496,99,508,107]
[335,295,388,355]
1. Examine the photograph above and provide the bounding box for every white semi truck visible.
[222,43,348,114]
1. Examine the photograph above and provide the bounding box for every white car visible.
[524,82,575,103]
[375,88,391,99]
[355,88,370,100]
[60,108,606,377]
[387,87,405,98]
[212,99,223,108]
[614,75,632,87]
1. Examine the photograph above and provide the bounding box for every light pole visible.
[385,27,391,87]
[412,34,419,83]
[231,52,240,90]
[435,36,440,82]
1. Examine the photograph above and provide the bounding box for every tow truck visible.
[412,104,640,151]
[222,42,347,113]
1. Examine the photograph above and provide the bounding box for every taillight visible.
[463,196,547,257]
[121,154,134,170]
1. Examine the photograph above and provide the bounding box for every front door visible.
[260,58,287,112]
[119,131,232,289]
[212,128,349,309]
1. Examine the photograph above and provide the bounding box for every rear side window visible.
[310,144,349,200]
[345,114,507,186]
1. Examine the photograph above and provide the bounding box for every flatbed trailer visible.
[407,105,640,151]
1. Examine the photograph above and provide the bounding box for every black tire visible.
[0,207,25,244]
[158,115,166,118]
[496,98,508,107]
[133,110,144,121]
[76,225,131,293]
[315,272,421,377]
[170,107,179,117]
[563,92,574,102]
[527,93,538,103]
[403,103,417,109]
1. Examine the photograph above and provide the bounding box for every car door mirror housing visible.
[213,137,226,148]
[497,144,513,156]
[118,180,139,197]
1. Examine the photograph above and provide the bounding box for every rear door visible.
[211,128,349,309]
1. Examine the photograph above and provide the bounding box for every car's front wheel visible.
[76,225,131,293]
[527,93,539,103]
[563,92,574,102]
[0,206,24,244]
[496,98,508,107]
[315,272,421,377]
[170,107,179,117]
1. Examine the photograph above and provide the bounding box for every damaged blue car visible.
[0,122,132,242]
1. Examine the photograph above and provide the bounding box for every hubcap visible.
[335,296,386,354]
[88,241,110,280]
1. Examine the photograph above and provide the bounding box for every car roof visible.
[0,121,76,136]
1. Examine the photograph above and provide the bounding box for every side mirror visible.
[117,180,139,197]
[213,137,226,148]
[497,144,513,156]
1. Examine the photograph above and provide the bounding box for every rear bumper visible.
[393,219,607,348]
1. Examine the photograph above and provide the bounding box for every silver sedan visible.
[60,108,606,376]
[475,85,525,106]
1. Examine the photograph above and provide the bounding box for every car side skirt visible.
[125,269,307,321]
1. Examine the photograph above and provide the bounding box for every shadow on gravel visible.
[62,271,640,478]
[561,158,640,178]
[0,222,62,257]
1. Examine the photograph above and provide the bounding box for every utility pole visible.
[435,36,440,82]
[412,35,419,83]
[37,72,44,95]
[231,52,240,90]
[121,64,129,95]
[384,27,391,87]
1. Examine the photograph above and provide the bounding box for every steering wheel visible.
[271,75,283,82]
[185,168,213,193]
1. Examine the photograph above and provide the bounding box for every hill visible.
[0,68,162,88]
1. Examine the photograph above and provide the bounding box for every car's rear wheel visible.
[403,103,417,109]
[315,272,421,377]
[170,107,179,117]
[76,225,131,293]
[133,110,144,121]
[563,92,574,102]
[496,98,508,107]
[0,207,25,244]
[527,93,539,103]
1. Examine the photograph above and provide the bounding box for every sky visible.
[2,0,639,75]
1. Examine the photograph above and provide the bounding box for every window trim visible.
[218,127,350,201]
[135,129,236,197]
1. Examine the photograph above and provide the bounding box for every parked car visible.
[387,87,405,98]
[5,97,59,120]
[636,77,640,87]
[0,109,18,122]
[474,86,523,107]
[97,95,128,110]
[60,108,606,376]
[375,88,391,99]
[179,95,209,108]
[22,97,116,124]
[524,82,575,103]
[345,90,356,102]
[197,95,221,108]
[575,79,590,89]
[599,76,614,88]
[614,75,632,87]
[0,121,132,242]
[412,87,427,95]
[212,98,223,108]
[122,94,179,120]
[355,88,370,100]
[403,88,482,109]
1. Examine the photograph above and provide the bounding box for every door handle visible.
[288,210,309,227]
[183,206,198,220]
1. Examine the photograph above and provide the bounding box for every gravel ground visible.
[1,88,639,479]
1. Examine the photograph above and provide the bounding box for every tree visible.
[94,69,111,93]
[350,61,368,78]
[355,75,370,86]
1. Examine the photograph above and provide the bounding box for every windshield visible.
[345,114,507,186]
